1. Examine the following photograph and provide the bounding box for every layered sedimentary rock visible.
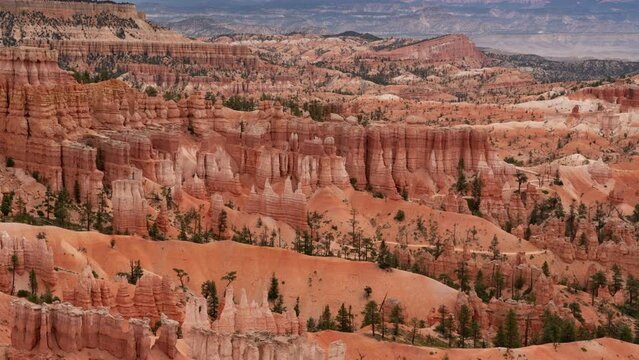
[212,286,303,336]
[187,330,334,360]
[1,0,257,69]
[371,34,488,67]
[572,84,639,111]
[62,266,114,309]
[112,177,148,236]
[0,47,74,89]
[63,269,184,323]
[10,299,152,359]
[196,147,242,194]
[246,178,307,230]
[131,273,184,324]
[0,231,56,293]
[92,137,133,184]
[186,287,345,360]
[61,141,104,203]
[0,46,515,225]
[209,193,225,234]
[154,314,179,359]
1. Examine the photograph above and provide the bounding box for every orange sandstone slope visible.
[311,331,639,360]
[0,223,459,322]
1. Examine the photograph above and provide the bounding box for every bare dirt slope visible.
[311,331,639,360]
[0,223,458,321]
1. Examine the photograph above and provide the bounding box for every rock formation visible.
[10,299,152,359]
[112,175,148,236]
[62,266,114,309]
[0,231,56,293]
[212,286,301,335]
[154,314,179,359]
[373,34,488,68]
[246,178,307,230]
[62,269,184,324]
[132,273,184,324]
[187,330,334,360]
[185,287,345,360]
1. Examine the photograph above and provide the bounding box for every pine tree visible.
[514,170,528,194]
[8,253,18,295]
[361,300,380,336]
[455,159,468,194]
[456,259,470,293]
[474,270,489,302]
[336,303,353,332]
[471,320,480,348]
[217,209,228,239]
[390,304,404,336]
[457,304,470,347]
[377,239,392,270]
[626,275,639,306]
[504,309,521,348]
[273,295,286,314]
[494,323,507,347]
[81,198,94,231]
[611,264,624,295]
[54,188,71,226]
[201,280,219,321]
[469,174,482,215]
[29,269,38,295]
[435,305,449,335]
[590,271,607,305]
[294,297,300,317]
[317,305,335,330]
[489,235,500,260]
[306,317,317,332]
[117,260,144,285]
[268,273,280,303]
[1,191,14,217]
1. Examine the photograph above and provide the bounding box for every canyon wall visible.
[62,268,184,324]
[10,299,153,359]
[0,231,56,294]
[0,46,513,230]
[112,174,148,236]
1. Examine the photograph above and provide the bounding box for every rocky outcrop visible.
[0,231,56,293]
[187,330,332,360]
[209,193,225,235]
[112,176,148,236]
[183,296,210,332]
[372,34,488,68]
[196,147,242,194]
[10,299,152,359]
[62,269,184,324]
[0,47,74,89]
[154,314,179,359]
[246,178,307,230]
[62,266,114,309]
[185,287,344,360]
[572,84,639,112]
[212,286,303,336]
[0,45,516,224]
[131,273,184,324]
[92,137,133,184]
[61,141,104,203]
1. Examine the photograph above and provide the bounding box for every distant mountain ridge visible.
[134,0,639,60]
